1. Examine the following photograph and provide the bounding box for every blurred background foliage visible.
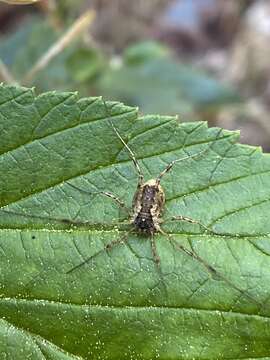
[0,0,270,150]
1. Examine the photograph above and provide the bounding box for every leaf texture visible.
[0,84,270,359]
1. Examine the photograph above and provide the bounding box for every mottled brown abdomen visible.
[132,179,165,235]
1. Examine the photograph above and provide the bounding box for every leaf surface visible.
[0,84,270,359]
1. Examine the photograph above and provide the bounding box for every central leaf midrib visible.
[0,297,269,320]
[0,227,269,240]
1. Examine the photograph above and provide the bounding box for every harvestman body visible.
[66,104,215,273]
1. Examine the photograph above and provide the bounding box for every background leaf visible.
[98,44,240,116]
[0,27,239,117]
[1,84,270,359]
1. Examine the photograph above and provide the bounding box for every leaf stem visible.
[22,9,96,84]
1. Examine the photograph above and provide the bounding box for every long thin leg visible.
[156,128,223,185]
[66,231,131,274]
[170,215,214,233]
[159,226,217,275]
[150,235,160,266]
[160,229,261,307]
[66,182,130,215]
[156,149,208,185]
[103,100,144,186]
[149,235,169,297]
[21,230,131,290]
[167,234,217,275]
[0,208,105,228]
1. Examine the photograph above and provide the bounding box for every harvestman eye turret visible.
[66,101,219,274]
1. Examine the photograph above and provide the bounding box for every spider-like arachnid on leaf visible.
[60,103,261,308]
[65,102,221,275]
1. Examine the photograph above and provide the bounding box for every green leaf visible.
[123,41,169,65]
[66,47,105,83]
[1,83,270,359]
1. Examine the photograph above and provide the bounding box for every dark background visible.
[1,0,269,150]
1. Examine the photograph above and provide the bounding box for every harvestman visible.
[66,103,220,275]
[64,107,262,308]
